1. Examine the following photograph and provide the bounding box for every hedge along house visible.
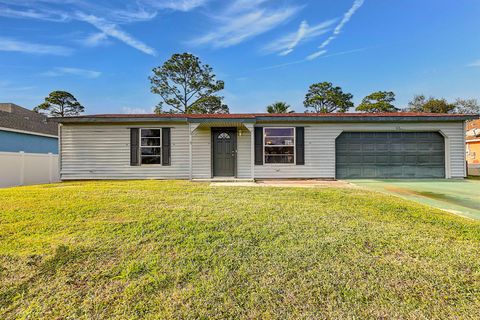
[55,113,478,181]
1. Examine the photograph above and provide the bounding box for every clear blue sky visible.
[1,0,479,114]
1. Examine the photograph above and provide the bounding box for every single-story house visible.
[0,103,59,187]
[466,119,480,176]
[55,112,478,181]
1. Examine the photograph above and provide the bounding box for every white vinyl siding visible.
[60,124,189,180]
[237,129,252,179]
[191,128,211,179]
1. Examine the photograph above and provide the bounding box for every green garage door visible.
[336,132,445,179]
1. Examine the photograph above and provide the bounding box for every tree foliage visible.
[34,91,84,117]
[303,82,353,113]
[190,96,229,114]
[266,101,294,114]
[454,98,480,114]
[356,91,398,113]
[407,95,456,113]
[149,53,227,114]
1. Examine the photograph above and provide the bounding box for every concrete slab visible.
[350,179,480,220]
[211,180,355,188]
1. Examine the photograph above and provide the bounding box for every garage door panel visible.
[336,132,445,179]
[376,144,389,152]
[362,167,378,178]
[375,155,389,164]
[404,143,418,151]
[362,144,376,152]
[403,166,417,177]
[390,155,405,164]
[404,155,417,164]
[347,167,362,178]
[349,144,362,152]
[388,166,404,177]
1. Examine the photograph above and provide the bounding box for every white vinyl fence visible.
[0,151,59,188]
[468,164,480,176]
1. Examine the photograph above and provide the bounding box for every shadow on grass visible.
[0,245,84,309]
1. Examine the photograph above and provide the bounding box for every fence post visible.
[48,152,53,183]
[19,151,25,186]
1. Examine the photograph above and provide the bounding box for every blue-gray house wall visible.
[0,130,58,154]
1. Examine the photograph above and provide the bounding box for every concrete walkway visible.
[210,179,354,188]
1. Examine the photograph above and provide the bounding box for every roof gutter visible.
[255,115,478,122]
[52,114,478,124]
[52,117,189,124]
[188,118,256,123]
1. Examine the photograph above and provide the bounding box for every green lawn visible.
[1,181,480,319]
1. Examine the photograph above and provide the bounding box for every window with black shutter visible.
[296,127,305,165]
[130,128,172,166]
[130,128,140,166]
[254,127,263,165]
[162,128,171,166]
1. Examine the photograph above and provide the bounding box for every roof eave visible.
[52,117,189,123]
[52,114,479,124]
[255,115,478,122]
[188,118,256,123]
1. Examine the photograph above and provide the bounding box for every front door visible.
[212,128,236,177]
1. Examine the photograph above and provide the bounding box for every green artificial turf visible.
[351,179,480,220]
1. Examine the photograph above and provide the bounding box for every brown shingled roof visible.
[0,103,58,136]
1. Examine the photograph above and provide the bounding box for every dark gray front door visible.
[212,128,236,177]
[336,132,445,179]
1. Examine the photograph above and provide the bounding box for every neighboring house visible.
[55,112,478,181]
[466,119,480,176]
[0,103,59,187]
[0,103,58,153]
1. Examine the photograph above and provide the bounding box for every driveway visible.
[350,179,480,220]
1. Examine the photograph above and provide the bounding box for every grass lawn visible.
[1,181,480,319]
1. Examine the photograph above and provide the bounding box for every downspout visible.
[250,124,255,181]
[189,122,192,180]
[58,123,62,181]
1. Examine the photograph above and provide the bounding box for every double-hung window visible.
[140,129,161,165]
[264,127,295,164]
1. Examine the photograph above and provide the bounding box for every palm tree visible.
[266,101,295,114]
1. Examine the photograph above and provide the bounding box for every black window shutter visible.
[254,127,263,165]
[296,127,305,165]
[162,128,171,166]
[130,128,140,166]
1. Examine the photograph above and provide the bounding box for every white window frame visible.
[140,128,162,166]
[263,127,296,165]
